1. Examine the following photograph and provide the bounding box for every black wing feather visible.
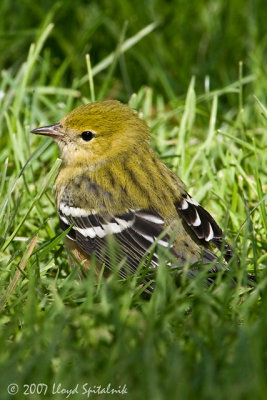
[58,206,169,276]
[175,193,233,261]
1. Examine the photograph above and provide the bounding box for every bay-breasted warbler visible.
[32,100,234,284]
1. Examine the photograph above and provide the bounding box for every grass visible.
[0,4,267,400]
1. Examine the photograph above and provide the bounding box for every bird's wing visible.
[175,193,233,261]
[58,202,177,278]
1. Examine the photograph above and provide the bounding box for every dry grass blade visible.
[0,234,38,311]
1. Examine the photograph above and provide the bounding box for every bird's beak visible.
[31,123,64,138]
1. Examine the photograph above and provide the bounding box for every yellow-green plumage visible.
[32,100,233,279]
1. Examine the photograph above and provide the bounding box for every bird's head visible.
[31,100,150,167]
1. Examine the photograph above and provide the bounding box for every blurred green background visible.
[0,1,267,400]
[1,0,266,101]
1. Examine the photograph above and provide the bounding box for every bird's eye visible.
[81,131,94,141]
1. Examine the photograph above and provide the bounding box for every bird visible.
[31,100,234,287]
